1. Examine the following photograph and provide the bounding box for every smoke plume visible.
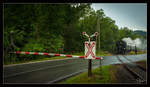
[122,37,147,50]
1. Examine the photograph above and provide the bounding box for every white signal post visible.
[82,32,99,77]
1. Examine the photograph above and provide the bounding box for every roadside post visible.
[10,31,15,64]
[82,32,98,77]
[100,57,103,79]
[135,45,137,55]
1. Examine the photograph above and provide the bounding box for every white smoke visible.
[122,37,147,50]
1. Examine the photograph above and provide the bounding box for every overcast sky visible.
[91,3,147,32]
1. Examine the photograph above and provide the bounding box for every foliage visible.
[4,4,144,63]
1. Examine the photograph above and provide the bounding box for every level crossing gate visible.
[8,31,103,78]
[9,31,103,60]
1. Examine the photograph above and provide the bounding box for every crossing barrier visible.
[10,51,103,60]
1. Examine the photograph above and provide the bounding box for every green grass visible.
[128,51,147,55]
[137,59,147,62]
[73,52,84,56]
[96,51,112,56]
[60,65,115,84]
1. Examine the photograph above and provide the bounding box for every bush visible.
[17,43,45,61]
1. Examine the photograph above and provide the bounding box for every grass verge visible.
[135,59,147,69]
[96,51,112,56]
[128,51,147,55]
[60,65,118,84]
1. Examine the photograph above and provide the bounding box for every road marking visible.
[47,65,100,84]
[47,69,87,83]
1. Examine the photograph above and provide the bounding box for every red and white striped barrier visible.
[11,51,103,60]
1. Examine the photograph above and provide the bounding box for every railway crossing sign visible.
[85,41,96,59]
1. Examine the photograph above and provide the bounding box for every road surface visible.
[3,54,147,83]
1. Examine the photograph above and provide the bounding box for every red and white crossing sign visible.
[85,41,96,59]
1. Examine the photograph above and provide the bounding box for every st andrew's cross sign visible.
[85,41,96,59]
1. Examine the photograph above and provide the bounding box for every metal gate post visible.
[10,31,15,64]
[100,59,103,79]
[88,36,92,77]
[88,59,92,77]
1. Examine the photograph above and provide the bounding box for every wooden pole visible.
[100,59,103,79]
[97,15,100,52]
[10,31,15,64]
[97,14,102,79]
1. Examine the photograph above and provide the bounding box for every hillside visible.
[133,30,147,36]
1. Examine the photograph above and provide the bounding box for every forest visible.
[4,4,144,63]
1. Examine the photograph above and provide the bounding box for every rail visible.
[116,55,146,83]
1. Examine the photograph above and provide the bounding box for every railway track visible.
[116,55,146,83]
[122,55,146,71]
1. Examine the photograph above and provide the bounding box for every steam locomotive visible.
[115,40,127,54]
[115,40,138,55]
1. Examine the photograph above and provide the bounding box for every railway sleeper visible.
[123,64,146,83]
[122,55,146,72]
[116,56,146,83]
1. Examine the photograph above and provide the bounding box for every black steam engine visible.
[115,39,139,55]
[116,40,127,54]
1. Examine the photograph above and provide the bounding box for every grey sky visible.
[91,3,147,32]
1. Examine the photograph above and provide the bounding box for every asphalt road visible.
[101,54,147,66]
[3,54,147,84]
[3,58,100,83]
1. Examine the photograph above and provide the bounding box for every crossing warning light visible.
[82,32,86,35]
[95,32,98,36]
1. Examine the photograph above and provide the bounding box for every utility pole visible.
[10,31,15,64]
[97,14,103,79]
[135,44,137,55]
[97,15,100,52]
